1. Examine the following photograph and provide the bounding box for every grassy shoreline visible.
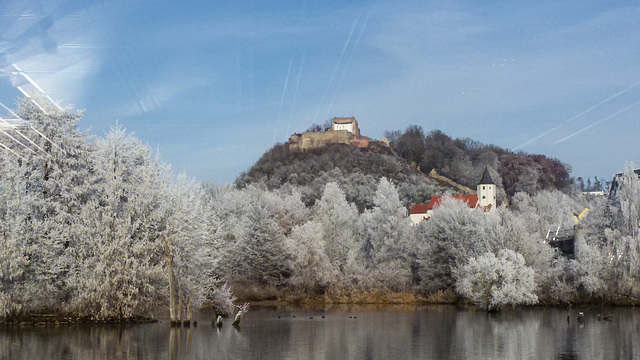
[0,314,157,327]
[246,288,640,308]
[3,289,638,327]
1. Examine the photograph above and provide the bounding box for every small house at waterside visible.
[409,168,497,226]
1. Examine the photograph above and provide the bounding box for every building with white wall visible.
[409,167,496,225]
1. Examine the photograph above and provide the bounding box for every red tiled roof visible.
[410,204,429,214]
[410,194,479,214]
[451,194,479,208]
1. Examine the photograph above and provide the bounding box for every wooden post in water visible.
[177,294,183,325]
[177,271,184,324]
[184,296,192,326]
[233,303,250,326]
[162,236,179,325]
[232,311,242,326]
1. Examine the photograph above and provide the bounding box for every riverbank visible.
[3,288,636,327]
[246,288,640,308]
[0,314,156,327]
[244,288,460,307]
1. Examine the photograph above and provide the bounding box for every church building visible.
[409,168,497,225]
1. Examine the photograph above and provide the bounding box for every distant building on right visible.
[609,168,640,199]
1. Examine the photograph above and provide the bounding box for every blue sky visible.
[1,0,639,184]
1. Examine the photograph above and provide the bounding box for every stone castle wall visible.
[287,117,374,152]
[428,169,475,194]
[288,130,354,152]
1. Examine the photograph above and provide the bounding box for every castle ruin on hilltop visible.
[288,117,371,152]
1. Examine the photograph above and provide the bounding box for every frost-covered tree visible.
[253,185,309,236]
[0,97,92,315]
[508,188,583,302]
[510,190,583,233]
[416,196,500,293]
[496,208,573,303]
[454,249,538,311]
[213,186,291,295]
[359,178,414,291]
[0,159,31,317]
[568,195,608,299]
[69,125,166,319]
[572,237,607,296]
[159,173,214,322]
[615,164,640,236]
[209,282,237,316]
[0,153,33,317]
[285,221,335,292]
[313,182,359,284]
[576,164,640,301]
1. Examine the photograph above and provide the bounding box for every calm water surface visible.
[1,305,638,359]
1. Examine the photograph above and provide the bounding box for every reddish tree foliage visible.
[499,153,571,198]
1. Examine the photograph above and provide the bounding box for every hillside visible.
[235,141,442,210]
[236,123,574,209]
[385,126,573,199]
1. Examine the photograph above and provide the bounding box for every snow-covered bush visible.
[416,196,500,293]
[0,292,21,318]
[210,283,237,316]
[454,249,538,311]
[572,237,607,296]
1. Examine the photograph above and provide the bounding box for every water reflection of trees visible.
[1,307,640,359]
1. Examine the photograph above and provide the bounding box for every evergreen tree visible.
[214,188,291,293]
[359,178,414,290]
[314,182,359,282]
[70,125,166,319]
[285,221,334,292]
[0,97,92,315]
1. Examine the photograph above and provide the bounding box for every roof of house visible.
[410,204,430,214]
[332,117,356,124]
[479,167,495,185]
[410,194,479,214]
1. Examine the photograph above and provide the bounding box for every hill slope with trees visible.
[385,126,573,200]
[235,141,441,210]
[237,124,574,209]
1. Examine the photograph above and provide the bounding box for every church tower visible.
[477,167,496,210]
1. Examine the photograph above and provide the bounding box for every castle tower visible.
[331,117,360,137]
[477,167,496,210]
